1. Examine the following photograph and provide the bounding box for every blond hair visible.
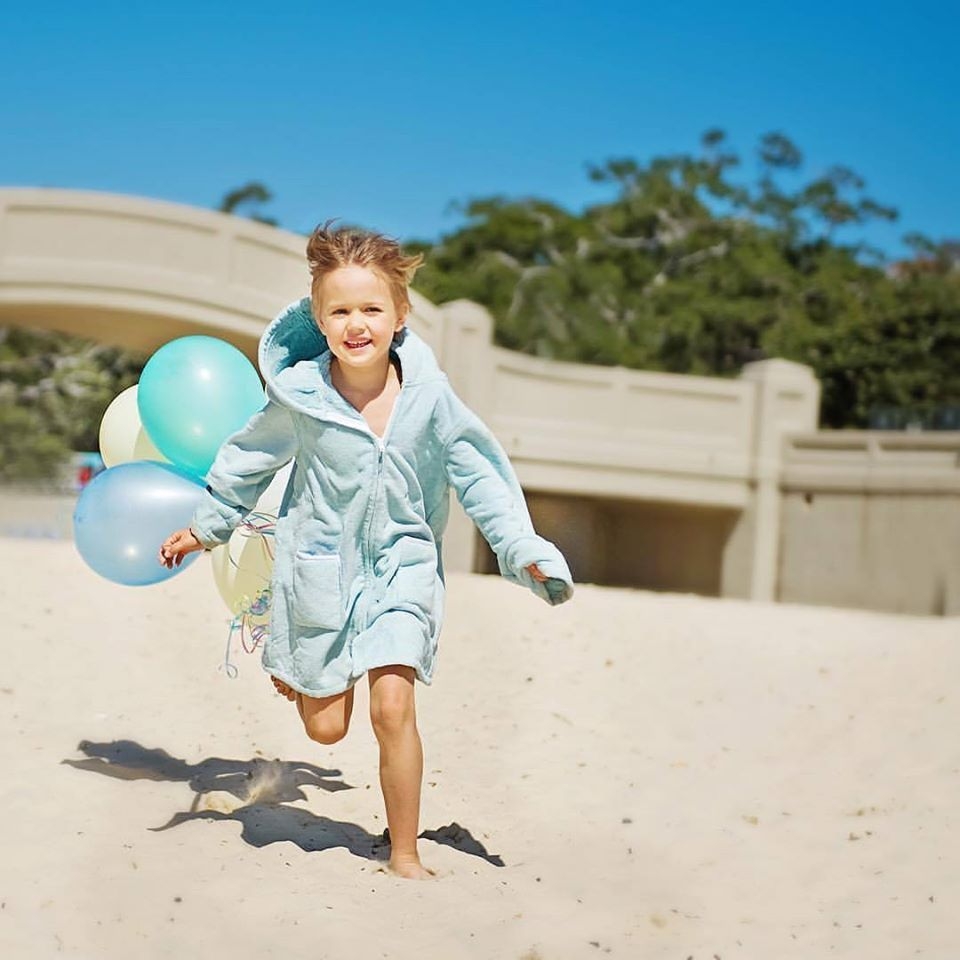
[306,218,424,319]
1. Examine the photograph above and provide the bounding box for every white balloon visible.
[99,384,167,467]
[256,462,294,517]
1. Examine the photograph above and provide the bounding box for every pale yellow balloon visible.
[211,530,276,620]
[210,463,293,617]
[98,384,167,467]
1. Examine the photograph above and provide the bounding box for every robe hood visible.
[257,296,446,420]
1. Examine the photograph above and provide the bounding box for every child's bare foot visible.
[387,855,436,880]
[270,676,296,701]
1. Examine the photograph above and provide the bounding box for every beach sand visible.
[1,538,957,959]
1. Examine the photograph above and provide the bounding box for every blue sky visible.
[2,0,957,259]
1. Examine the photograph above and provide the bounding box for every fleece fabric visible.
[190,297,573,696]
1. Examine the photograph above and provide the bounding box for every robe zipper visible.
[358,386,402,628]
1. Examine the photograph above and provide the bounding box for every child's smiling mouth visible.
[344,338,372,350]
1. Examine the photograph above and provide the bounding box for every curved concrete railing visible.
[0,187,450,358]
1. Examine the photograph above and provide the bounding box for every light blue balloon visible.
[137,336,265,479]
[73,461,207,586]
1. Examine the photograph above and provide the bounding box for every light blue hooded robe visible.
[190,297,573,697]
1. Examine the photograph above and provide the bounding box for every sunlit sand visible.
[1,539,956,958]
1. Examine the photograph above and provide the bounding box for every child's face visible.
[316,264,407,374]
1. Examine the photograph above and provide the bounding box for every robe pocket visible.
[291,552,343,630]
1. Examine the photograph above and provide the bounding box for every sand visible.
[0,538,957,959]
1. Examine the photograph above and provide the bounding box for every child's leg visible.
[297,687,355,744]
[368,665,434,879]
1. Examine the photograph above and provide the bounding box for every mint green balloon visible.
[138,336,265,479]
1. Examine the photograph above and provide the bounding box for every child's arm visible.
[442,402,573,605]
[188,398,299,549]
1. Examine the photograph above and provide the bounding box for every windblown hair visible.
[306,218,424,319]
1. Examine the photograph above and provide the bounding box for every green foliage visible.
[0,403,71,482]
[803,267,960,427]
[410,131,959,428]
[218,181,278,226]
[0,327,145,481]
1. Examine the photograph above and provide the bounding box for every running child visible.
[159,221,573,879]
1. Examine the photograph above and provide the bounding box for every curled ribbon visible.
[219,512,278,679]
[221,586,273,679]
[231,511,277,563]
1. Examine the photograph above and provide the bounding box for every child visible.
[158,221,573,879]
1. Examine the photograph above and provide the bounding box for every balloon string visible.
[229,512,277,568]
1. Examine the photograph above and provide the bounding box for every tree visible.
[0,327,145,481]
[410,131,958,428]
[218,181,278,226]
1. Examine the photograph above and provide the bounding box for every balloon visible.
[210,526,275,617]
[255,461,293,518]
[210,464,292,615]
[98,384,168,467]
[137,336,265,479]
[73,461,207,586]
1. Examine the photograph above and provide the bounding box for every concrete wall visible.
[779,432,960,615]
[476,493,739,596]
[0,188,823,606]
[3,187,955,616]
[437,297,822,601]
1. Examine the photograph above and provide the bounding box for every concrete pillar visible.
[435,300,497,574]
[724,359,821,601]
[436,299,495,417]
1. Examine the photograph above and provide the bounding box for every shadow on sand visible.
[63,739,504,867]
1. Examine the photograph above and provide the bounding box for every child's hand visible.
[526,563,548,583]
[158,528,204,568]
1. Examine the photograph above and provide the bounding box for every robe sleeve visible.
[442,404,573,606]
[189,399,299,549]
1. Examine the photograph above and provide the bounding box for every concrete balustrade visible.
[1,188,955,614]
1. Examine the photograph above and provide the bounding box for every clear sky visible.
[2,0,956,259]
